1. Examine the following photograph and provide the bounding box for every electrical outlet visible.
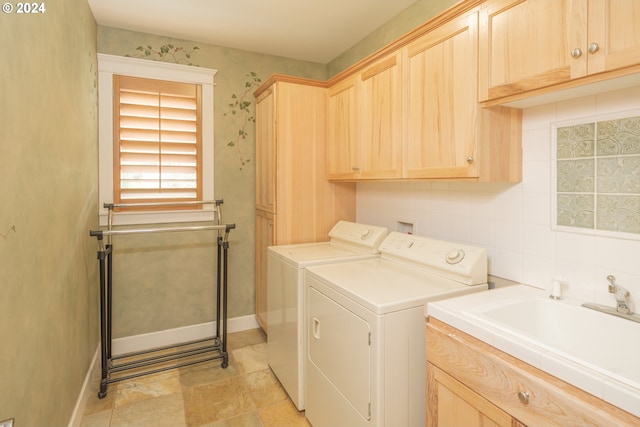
[0,419,13,427]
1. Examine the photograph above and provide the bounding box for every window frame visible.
[97,53,217,226]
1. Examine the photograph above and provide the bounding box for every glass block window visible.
[553,114,640,237]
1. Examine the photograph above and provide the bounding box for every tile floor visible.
[80,329,311,427]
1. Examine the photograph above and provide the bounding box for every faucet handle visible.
[607,274,632,315]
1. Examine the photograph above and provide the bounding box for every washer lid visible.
[268,242,379,267]
[306,259,485,315]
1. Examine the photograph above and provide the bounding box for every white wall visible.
[357,85,640,310]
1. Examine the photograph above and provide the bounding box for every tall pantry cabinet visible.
[254,76,356,332]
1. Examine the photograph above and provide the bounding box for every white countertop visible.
[427,284,640,418]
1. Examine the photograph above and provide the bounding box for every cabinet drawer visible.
[426,318,639,427]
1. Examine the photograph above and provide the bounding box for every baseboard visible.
[68,314,261,427]
[112,314,259,355]
[68,346,99,427]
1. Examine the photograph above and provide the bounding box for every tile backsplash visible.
[554,114,640,235]
[356,85,640,309]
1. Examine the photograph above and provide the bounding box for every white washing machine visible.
[267,221,388,410]
[304,232,488,427]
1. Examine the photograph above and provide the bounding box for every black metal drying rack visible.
[89,199,235,398]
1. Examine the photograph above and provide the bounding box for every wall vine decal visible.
[223,71,263,170]
[1,225,16,241]
[126,44,200,66]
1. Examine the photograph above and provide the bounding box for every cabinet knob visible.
[588,43,600,54]
[352,166,360,172]
[517,390,530,404]
[466,156,474,164]
[570,48,583,58]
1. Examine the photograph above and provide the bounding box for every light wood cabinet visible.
[327,52,403,180]
[327,75,358,180]
[479,0,640,103]
[254,210,274,332]
[358,51,403,179]
[404,11,481,179]
[327,6,521,183]
[586,0,640,75]
[255,87,276,213]
[426,317,640,427]
[427,362,522,427]
[254,76,356,332]
[404,9,521,182]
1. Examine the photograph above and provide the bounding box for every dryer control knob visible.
[360,229,372,240]
[446,249,465,264]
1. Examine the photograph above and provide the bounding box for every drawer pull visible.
[517,390,530,404]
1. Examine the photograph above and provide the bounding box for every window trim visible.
[97,54,217,226]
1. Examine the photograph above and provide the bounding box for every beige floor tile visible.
[110,392,186,427]
[83,385,116,416]
[179,354,241,389]
[232,343,268,374]
[207,411,265,427]
[226,329,266,350]
[79,409,112,427]
[241,368,288,408]
[114,371,183,408]
[259,400,310,427]
[183,376,255,426]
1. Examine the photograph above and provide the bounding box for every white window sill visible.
[98,208,218,227]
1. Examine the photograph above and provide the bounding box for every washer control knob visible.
[446,249,465,264]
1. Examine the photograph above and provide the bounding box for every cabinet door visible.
[358,52,403,179]
[404,10,480,179]
[255,86,276,212]
[479,0,587,102]
[427,363,521,427]
[587,0,640,74]
[327,76,359,180]
[255,210,275,332]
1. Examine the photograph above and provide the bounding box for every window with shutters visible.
[114,76,202,206]
[97,54,217,226]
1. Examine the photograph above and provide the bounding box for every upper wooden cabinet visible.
[327,75,358,180]
[327,7,522,183]
[479,0,640,103]
[327,52,403,180]
[587,0,640,74]
[404,11,481,179]
[358,52,403,179]
[404,10,521,181]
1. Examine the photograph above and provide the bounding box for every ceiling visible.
[88,0,419,64]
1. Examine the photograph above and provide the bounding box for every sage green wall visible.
[327,0,459,76]
[97,27,327,337]
[0,1,99,426]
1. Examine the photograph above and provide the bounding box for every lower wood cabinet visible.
[428,362,523,427]
[426,317,640,427]
[254,209,274,332]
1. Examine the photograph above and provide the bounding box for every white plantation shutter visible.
[113,75,202,207]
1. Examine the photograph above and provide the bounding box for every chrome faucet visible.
[582,275,639,323]
[607,275,632,315]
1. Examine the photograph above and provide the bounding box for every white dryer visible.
[267,221,388,410]
[304,232,488,427]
